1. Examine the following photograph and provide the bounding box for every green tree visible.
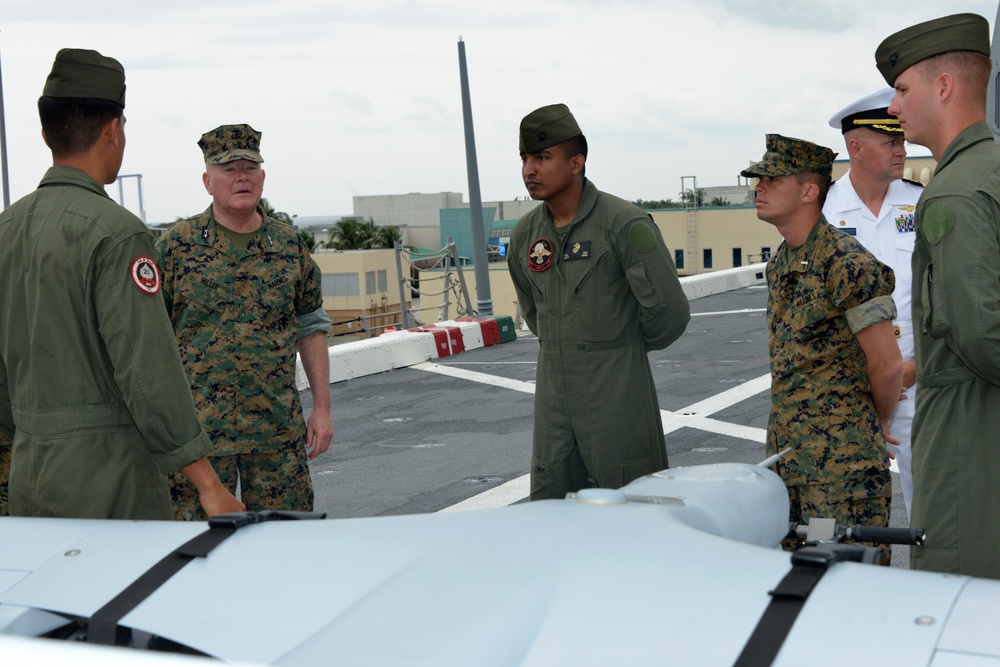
[328,217,402,250]
[679,188,706,208]
[709,196,730,207]
[260,197,293,225]
[329,218,368,250]
[300,230,318,253]
[633,198,682,209]
[372,225,402,249]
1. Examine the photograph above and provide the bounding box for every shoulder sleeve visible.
[618,216,690,350]
[506,223,538,334]
[295,249,324,317]
[94,230,211,474]
[826,242,897,333]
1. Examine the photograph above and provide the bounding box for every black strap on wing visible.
[85,510,324,646]
[733,544,873,667]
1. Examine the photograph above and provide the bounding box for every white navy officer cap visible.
[828,87,902,136]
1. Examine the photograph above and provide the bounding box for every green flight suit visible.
[508,179,690,500]
[910,122,1000,579]
[0,166,213,519]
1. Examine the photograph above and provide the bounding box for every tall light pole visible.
[0,34,11,209]
[457,37,493,316]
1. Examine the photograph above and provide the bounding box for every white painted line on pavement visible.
[427,368,772,512]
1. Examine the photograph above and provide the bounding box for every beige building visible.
[318,155,937,333]
[654,155,937,275]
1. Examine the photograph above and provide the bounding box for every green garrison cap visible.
[876,13,990,86]
[198,124,264,165]
[519,103,582,153]
[42,48,126,107]
[741,134,837,178]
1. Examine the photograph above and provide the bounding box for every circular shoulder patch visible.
[131,256,161,295]
[527,237,554,272]
[628,221,657,253]
[922,203,954,245]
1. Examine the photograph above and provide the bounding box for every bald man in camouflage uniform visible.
[508,104,690,500]
[156,124,332,520]
[744,135,902,560]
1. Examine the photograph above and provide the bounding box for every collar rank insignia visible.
[528,237,554,272]
[563,240,591,261]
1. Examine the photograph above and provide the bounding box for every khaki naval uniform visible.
[508,179,690,500]
[0,167,213,519]
[824,173,923,516]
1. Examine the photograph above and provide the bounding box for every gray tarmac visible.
[301,284,911,565]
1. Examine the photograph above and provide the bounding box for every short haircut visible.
[917,51,990,104]
[38,96,124,157]
[558,134,588,176]
[795,171,833,208]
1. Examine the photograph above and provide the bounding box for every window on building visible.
[761,246,771,261]
[377,269,388,292]
[703,248,713,269]
[365,271,376,295]
[322,273,359,297]
[732,247,742,268]
[674,249,684,269]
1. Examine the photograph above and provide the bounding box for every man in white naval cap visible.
[822,87,923,520]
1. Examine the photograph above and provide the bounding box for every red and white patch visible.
[528,237,554,272]
[131,256,161,295]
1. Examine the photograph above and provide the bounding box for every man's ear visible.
[800,181,820,205]
[570,154,585,176]
[202,171,212,194]
[938,72,954,103]
[105,117,121,148]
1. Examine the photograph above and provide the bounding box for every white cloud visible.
[0,0,996,221]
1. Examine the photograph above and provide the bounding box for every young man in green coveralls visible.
[876,13,1000,579]
[0,49,243,519]
[507,103,690,501]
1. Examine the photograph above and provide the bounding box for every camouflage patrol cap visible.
[740,134,837,178]
[519,103,582,153]
[829,88,902,136]
[198,124,264,165]
[42,48,126,108]
[876,13,990,86]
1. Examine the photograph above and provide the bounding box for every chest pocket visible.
[179,277,230,319]
[783,290,833,344]
[253,269,297,332]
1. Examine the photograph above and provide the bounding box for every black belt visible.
[733,544,873,667]
[86,510,324,646]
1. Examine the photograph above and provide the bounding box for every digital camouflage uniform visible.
[0,166,213,519]
[0,433,10,516]
[508,178,690,500]
[766,218,896,558]
[155,204,324,520]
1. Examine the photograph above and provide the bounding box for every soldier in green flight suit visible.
[0,49,242,519]
[876,13,1000,579]
[507,103,690,500]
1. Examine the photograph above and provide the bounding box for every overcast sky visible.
[1,1,996,224]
